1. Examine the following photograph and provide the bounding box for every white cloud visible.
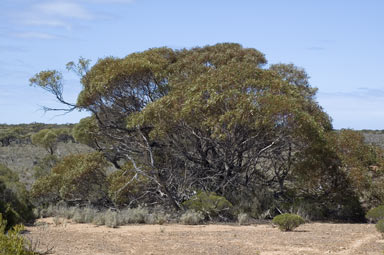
[9,0,134,39]
[14,32,57,40]
[35,1,92,20]
[23,18,72,30]
[12,1,94,33]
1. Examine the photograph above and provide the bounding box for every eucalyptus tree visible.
[30,43,333,210]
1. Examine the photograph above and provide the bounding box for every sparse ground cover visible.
[25,218,384,255]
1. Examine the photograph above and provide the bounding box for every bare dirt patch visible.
[25,218,384,255]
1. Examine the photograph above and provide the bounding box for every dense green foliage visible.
[107,162,149,207]
[182,192,232,219]
[72,116,123,169]
[29,43,384,222]
[31,152,109,206]
[272,213,305,231]
[0,164,34,230]
[376,219,384,237]
[290,129,384,221]
[366,206,384,223]
[0,214,35,255]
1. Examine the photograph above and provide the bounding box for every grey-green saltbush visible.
[72,209,86,223]
[146,212,169,225]
[92,213,105,226]
[105,210,118,228]
[83,207,97,223]
[61,206,76,219]
[237,213,249,225]
[272,213,305,231]
[180,210,204,225]
[119,207,149,224]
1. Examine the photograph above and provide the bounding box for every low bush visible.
[72,209,86,223]
[92,213,105,226]
[272,213,305,231]
[375,219,384,237]
[104,210,118,228]
[59,206,76,220]
[237,213,249,225]
[146,212,169,225]
[119,207,149,224]
[180,210,204,225]
[83,207,97,223]
[366,205,384,223]
[0,164,35,230]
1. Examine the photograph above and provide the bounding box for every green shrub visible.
[31,152,109,206]
[375,219,384,237]
[0,214,35,255]
[272,213,305,231]
[366,205,384,223]
[0,165,35,230]
[182,192,233,219]
[180,210,204,225]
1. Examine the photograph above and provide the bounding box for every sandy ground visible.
[24,218,384,255]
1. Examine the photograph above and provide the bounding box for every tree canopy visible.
[30,43,384,220]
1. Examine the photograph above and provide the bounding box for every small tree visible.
[31,152,109,206]
[31,129,58,155]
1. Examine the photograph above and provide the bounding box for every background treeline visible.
[2,44,384,232]
[0,123,74,146]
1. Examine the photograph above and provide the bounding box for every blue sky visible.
[0,0,383,129]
